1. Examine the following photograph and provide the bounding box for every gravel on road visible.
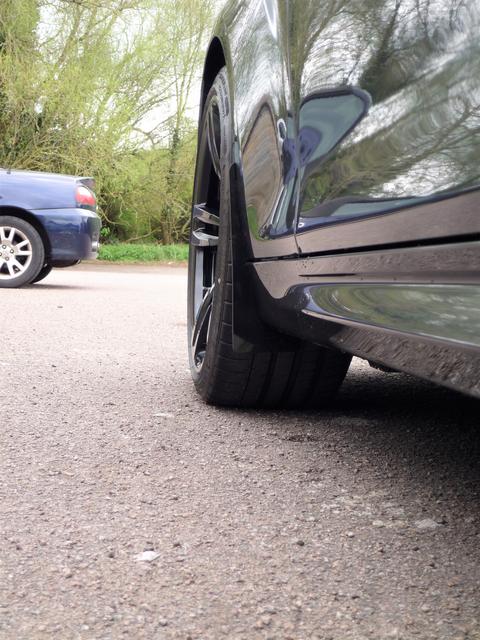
[1,264,479,640]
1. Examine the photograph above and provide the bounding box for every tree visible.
[0,0,215,243]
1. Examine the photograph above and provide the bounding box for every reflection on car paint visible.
[222,0,297,256]
[303,283,480,348]
[290,0,480,234]
[220,0,480,255]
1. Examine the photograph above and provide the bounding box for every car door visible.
[287,0,480,254]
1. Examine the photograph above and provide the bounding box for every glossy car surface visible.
[188,0,480,404]
[0,169,100,287]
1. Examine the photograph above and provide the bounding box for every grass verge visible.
[98,243,189,263]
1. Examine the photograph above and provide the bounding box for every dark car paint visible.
[0,169,101,263]
[211,0,480,256]
[200,0,480,397]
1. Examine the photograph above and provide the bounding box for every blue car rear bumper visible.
[32,208,101,262]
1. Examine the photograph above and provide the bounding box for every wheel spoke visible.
[0,224,33,280]
[188,94,223,371]
[192,285,215,359]
[193,204,220,227]
[194,249,204,319]
[192,203,219,247]
[207,106,221,178]
[11,258,26,273]
[191,229,219,247]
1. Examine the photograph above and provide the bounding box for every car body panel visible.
[0,169,79,209]
[0,169,101,263]
[303,283,480,349]
[32,209,101,262]
[201,0,480,397]
[255,277,480,397]
[296,188,480,254]
[253,241,480,298]
[252,249,480,396]
[214,0,480,258]
[288,0,480,251]
[252,241,480,346]
[217,0,299,258]
[330,322,480,398]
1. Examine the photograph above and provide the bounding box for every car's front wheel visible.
[0,216,45,288]
[187,69,351,408]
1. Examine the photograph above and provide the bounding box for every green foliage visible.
[0,0,215,243]
[98,242,189,262]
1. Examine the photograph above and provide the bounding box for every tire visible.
[187,69,351,408]
[0,216,45,288]
[31,263,53,284]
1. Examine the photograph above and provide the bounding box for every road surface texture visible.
[1,264,479,640]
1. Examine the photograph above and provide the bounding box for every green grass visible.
[98,243,189,263]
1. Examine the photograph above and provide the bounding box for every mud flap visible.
[228,162,296,353]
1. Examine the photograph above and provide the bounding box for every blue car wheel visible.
[0,216,45,288]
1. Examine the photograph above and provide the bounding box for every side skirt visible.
[329,322,480,398]
[252,241,480,398]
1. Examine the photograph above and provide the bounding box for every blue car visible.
[0,168,101,287]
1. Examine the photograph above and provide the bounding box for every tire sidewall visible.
[0,216,45,288]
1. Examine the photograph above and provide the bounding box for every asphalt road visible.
[1,264,479,640]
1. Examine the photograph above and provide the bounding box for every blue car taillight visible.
[76,184,96,211]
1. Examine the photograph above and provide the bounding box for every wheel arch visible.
[0,206,51,259]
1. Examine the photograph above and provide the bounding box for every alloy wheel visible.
[0,225,33,280]
[189,97,222,371]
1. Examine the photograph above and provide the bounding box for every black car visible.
[187,0,480,407]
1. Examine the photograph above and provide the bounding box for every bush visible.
[0,0,214,244]
[98,243,189,263]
